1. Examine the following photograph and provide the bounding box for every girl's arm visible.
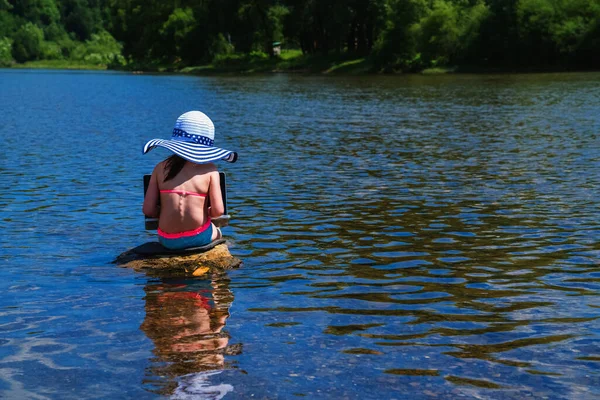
[208,171,224,218]
[142,165,160,217]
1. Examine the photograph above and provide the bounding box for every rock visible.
[114,239,242,276]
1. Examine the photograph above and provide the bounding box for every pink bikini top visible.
[160,190,207,197]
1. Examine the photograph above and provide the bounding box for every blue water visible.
[1,69,599,399]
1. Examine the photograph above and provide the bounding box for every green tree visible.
[159,7,196,60]
[238,0,290,56]
[208,33,234,60]
[13,0,61,26]
[11,22,44,62]
[43,22,68,41]
[283,0,360,54]
[416,0,489,66]
[114,0,186,61]
[517,0,600,65]
[576,13,600,67]
[268,4,290,43]
[0,0,12,10]
[62,0,97,40]
[475,0,520,66]
[373,0,428,70]
[0,10,21,38]
[345,0,386,54]
[417,0,460,65]
[0,36,13,65]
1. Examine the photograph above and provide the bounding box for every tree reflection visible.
[140,273,240,398]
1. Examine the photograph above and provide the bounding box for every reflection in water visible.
[140,273,239,398]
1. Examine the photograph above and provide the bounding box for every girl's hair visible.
[163,155,186,182]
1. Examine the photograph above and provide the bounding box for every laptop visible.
[143,172,229,230]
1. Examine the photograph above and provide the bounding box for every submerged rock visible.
[115,239,242,276]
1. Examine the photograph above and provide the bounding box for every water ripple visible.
[1,71,599,398]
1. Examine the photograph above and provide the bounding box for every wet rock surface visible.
[115,240,242,276]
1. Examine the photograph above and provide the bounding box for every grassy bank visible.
[7,52,591,75]
[10,60,108,70]
[124,50,375,75]
[5,52,375,74]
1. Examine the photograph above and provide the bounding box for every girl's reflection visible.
[141,273,240,398]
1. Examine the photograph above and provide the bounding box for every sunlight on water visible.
[0,70,599,399]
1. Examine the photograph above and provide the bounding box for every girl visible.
[142,111,237,249]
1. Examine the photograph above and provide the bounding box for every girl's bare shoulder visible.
[154,161,167,177]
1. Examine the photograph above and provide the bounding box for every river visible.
[0,69,599,399]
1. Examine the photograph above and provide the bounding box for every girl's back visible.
[154,161,222,234]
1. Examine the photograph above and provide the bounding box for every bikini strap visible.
[160,189,207,197]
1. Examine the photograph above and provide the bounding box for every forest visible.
[1,0,599,72]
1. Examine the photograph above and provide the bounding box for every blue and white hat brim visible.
[143,139,238,164]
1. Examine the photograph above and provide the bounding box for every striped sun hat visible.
[143,111,238,164]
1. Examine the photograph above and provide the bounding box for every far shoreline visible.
[5,57,599,77]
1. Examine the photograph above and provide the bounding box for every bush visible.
[209,33,234,60]
[41,40,62,59]
[56,35,77,58]
[12,22,44,62]
[71,30,125,65]
[0,36,12,66]
[248,50,268,60]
